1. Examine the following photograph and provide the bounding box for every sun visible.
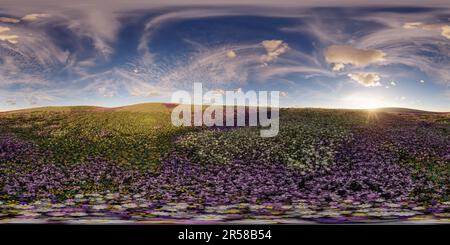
[342,93,387,109]
[359,97,385,109]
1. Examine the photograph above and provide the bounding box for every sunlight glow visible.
[341,93,390,109]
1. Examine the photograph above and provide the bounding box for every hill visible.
[373,107,439,114]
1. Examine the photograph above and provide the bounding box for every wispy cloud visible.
[157,44,258,89]
[62,10,120,58]
[403,21,450,40]
[81,68,173,98]
[261,40,289,64]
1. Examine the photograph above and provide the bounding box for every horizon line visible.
[1,102,449,114]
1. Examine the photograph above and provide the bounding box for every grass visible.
[0,104,448,203]
[0,103,191,170]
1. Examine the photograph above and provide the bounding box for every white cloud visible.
[332,63,345,71]
[325,45,386,69]
[348,72,382,87]
[390,81,397,86]
[442,26,450,39]
[402,22,423,29]
[261,40,289,63]
[226,50,237,58]
[0,17,20,23]
[0,26,18,44]
[21,13,50,21]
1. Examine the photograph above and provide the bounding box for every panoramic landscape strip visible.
[0,0,449,229]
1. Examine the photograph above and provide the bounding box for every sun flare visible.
[342,93,387,109]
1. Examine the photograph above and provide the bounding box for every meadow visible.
[0,103,449,223]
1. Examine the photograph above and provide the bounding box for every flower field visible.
[0,104,449,223]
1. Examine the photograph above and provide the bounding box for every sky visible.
[0,0,450,111]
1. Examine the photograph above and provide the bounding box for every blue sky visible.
[1,1,450,111]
